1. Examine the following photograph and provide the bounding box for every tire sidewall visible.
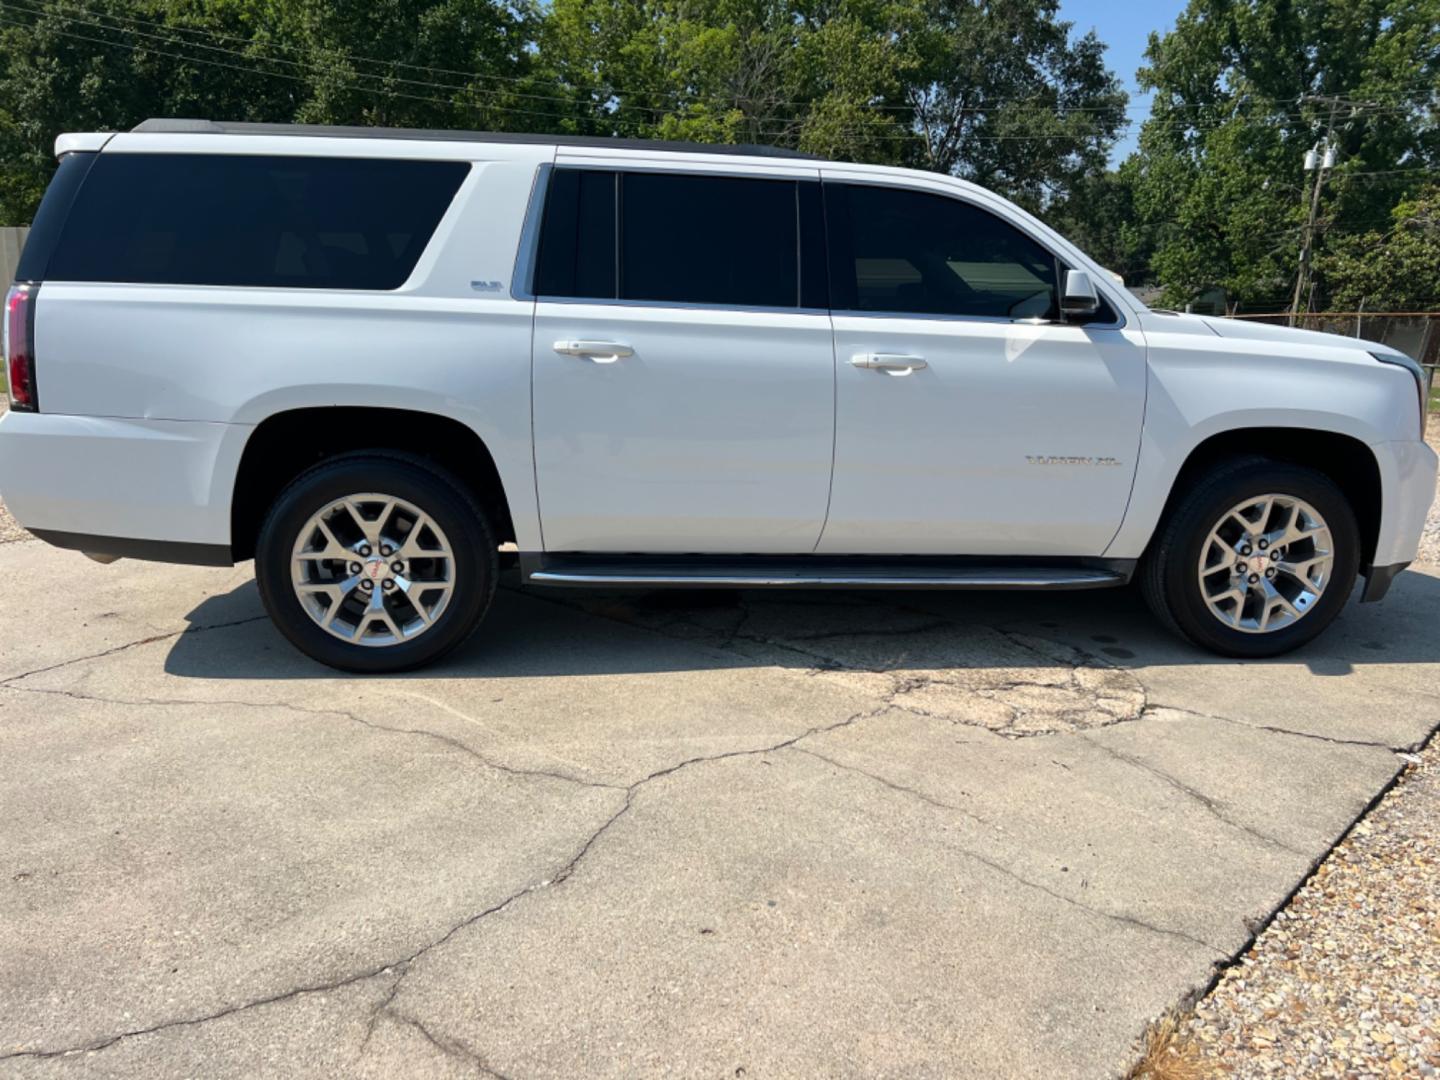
[1162,464,1360,658]
[256,456,495,673]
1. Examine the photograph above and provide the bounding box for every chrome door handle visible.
[553,340,634,364]
[850,352,928,376]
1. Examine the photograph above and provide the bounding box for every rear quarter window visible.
[46,153,469,290]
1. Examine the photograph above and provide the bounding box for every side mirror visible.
[1061,270,1100,318]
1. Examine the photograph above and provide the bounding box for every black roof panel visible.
[130,119,819,160]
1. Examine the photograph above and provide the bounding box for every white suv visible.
[1,119,1434,671]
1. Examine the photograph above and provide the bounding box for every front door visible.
[817,178,1147,556]
[530,166,835,553]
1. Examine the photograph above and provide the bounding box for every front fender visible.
[1104,349,1400,561]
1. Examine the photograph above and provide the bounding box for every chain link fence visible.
[1226,312,1439,408]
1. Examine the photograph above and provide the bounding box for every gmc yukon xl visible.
[1,119,1434,671]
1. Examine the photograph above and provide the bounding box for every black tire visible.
[255,453,497,673]
[1139,457,1360,658]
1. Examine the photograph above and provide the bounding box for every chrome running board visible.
[523,555,1132,591]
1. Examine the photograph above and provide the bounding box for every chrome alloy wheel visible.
[290,493,456,647]
[1197,493,1335,634]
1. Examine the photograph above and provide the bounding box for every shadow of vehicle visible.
[163,565,1440,682]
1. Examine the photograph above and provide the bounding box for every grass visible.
[1125,1011,1213,1080]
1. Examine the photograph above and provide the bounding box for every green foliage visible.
[1043,157,1153,284]
[538,0,1126,213]
[0,0,541,223]
[0,0,1125,224]
[1126,0,1440,310]
[4,0,1437,314]
[1319,185,1440,310]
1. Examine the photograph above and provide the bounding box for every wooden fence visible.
[1,227,29,285]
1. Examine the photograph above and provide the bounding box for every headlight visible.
[1371,351,1430,437]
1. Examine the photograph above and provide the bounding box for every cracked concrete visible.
[2,543,1439,1077]
[547,591,1152,737]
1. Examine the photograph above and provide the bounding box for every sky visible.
[1059,0,1190,160]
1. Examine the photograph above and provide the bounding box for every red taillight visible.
[4,283,37,412]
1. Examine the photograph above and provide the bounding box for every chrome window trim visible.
[829,307,1127,330]
[533,294,831,318]
[551,157,822,182]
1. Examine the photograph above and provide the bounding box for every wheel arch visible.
[230,407,515,562]
[1148,427,1382,568]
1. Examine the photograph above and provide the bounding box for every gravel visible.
[1136,417,1440,1077]
[1179,738,1440,1078]
[1417,424,1440,566]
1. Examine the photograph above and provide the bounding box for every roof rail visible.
[130,119,820,160]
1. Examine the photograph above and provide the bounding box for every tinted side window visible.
[47,154,469,290]
[16,152,97,282]
[619,173,798,308]
[826,183,1058,320]
[533,169,617,299]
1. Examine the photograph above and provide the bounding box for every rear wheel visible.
[256,454,496,672]
[1140,458,1360,658]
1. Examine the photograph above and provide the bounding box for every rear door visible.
[529,164,835,553]
[818,177,1147,556]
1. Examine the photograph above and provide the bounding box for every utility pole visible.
[1289,93,1385,326]
[1290,96,1341,326]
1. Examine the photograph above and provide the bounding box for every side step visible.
[522,554,1133,591]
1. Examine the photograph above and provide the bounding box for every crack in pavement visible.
[779,620,957,642]
[6,585,1419,1069]
[790,744,995,828]
[0,967,403,1063]
[0,684,623,792]
[789,745,1229,957]
[1142,701,1419,753]
[1076,734,1309,857]
[1120,720,1440,1070]
[386,1011,514,1079]
[0,699,891,1062]
[529,590,1149,738]
[358,969,406,1055]
[0,614,270,687]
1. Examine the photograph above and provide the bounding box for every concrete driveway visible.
[2,539,1438,1078]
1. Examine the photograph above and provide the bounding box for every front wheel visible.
[255,454,497,673]
[1140,458,1360,658]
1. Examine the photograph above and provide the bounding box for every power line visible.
[0,0,1126,117]
[1,0,1436,157]
[0,10,640,132]
[0,0,679,120]
[0,8,1137,144]
[3,0,1436,123]
[0,0,1159,140]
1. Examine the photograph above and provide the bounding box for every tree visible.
[1042,156,1154,284]
[0,0,541,224]
[1127,0,1440,310]
[0,0,1125,224]
[539,0,1126,211]
[897,0,1125,212]
[1319,184,1440,311]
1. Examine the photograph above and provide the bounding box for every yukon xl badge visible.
[1026,455,1124,467]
